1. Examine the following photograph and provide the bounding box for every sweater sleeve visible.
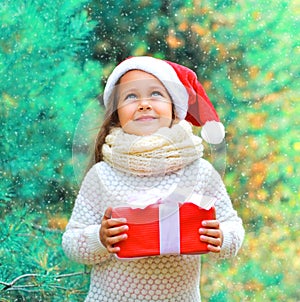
[198,159,245,260]
[62,164,111,265]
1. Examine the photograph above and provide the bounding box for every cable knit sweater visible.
[62,123,244,302]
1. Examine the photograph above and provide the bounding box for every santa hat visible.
[103,56,225,144]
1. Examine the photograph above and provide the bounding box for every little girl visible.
[62,56,244,302]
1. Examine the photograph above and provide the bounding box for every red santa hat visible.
[103,56,225,144]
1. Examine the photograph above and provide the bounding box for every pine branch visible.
[31,223,63,234]
[0,274,38,291]
[55,272,86,279]
[0,271,88,292]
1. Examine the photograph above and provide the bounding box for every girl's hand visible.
[100,207,129,253]
[199,220,223,253]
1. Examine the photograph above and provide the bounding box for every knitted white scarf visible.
[102,120,203,176]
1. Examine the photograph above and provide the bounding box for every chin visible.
[122,119,173,136]
[124,128,158,136]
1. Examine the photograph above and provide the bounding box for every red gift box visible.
[111,202,215,259]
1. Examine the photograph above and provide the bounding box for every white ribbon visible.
[159,203,180,254]
[157,192,215,255]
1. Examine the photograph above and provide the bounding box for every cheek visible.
[154,103,173,119]
[117,104,135,126]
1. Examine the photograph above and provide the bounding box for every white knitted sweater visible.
[62,123,244,301]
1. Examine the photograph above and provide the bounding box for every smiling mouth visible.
[135,116,157,121]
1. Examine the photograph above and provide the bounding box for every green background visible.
[1,0,299,301]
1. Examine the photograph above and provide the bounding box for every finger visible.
[202,220,220,228]
[201,236,222,254]
[199,228,221,238]
[207,244,221,253]
[102,208,127,227]
[106,233,128,253]
[200,233,221,244]
[200,234,221,253]
[105,218,127,228]
[107,233,128,246]
[101,224,128,249]
[107,245,121,254]
[106,224,129,237]
[103,207,113,220]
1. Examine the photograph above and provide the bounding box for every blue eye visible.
[151,91,163,97]
[125,93,138,101]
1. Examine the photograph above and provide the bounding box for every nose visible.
[137,99,152,111]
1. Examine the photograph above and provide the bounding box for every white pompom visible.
[201,121,225,144]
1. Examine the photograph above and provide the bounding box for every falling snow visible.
[0,0,299,301]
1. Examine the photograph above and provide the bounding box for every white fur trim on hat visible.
[201,121,225,144]
[103,56,189,120]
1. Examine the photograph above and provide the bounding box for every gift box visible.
[111,202,215,259]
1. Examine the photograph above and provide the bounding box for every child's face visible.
[116,70,173,136]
